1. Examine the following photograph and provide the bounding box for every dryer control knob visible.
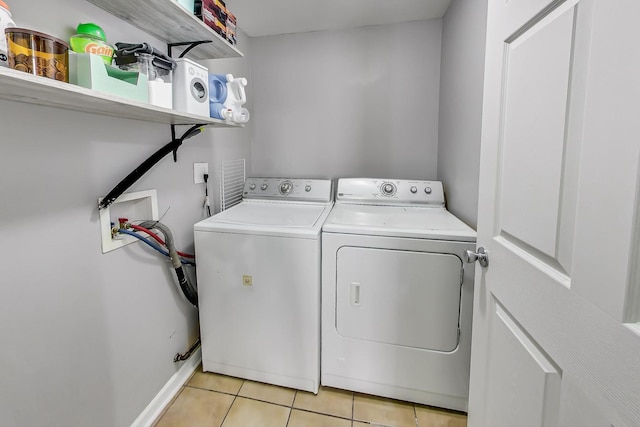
[305,185,312,192]
[424,187,432,194]
[279,181,293,195]
[261,184,268,190]
[249,183,256,190]
[410,186,417,194]
[381,183,396,196]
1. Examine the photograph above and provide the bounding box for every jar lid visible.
[75,23,107,41]
[0,0,10,11]
[4,27,70,48]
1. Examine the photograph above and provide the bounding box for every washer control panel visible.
[336,178,445,206]
[243,178,333,202]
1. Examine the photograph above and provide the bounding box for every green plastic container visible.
[69,23,114,65]
[69,53,149,103]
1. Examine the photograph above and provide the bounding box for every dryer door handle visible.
[351,282,361,306]
[464,247,489,268]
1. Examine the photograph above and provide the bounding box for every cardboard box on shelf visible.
[202,0,227,38]
[212,0,228,19]
[226,9,237,45]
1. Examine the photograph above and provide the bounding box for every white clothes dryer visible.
[194,178,334,393]
[321,178,476,411]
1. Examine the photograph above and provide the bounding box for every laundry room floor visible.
[153,365,467,427]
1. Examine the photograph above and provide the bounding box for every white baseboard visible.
[131,348,202,427]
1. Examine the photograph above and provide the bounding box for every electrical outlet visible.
[194,162,209,184]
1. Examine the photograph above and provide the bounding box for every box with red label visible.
[226,9,237,45]
[202,0,227,39]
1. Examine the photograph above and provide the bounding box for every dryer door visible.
[336,246,462,352]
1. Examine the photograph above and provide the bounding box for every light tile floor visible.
[154,366,467,427]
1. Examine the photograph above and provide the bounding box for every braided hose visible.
[139,220,198,307]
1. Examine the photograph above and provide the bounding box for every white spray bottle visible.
[220,74,250,124]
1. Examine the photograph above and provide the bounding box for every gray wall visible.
[249,19,443,180]
[204,49,253,212]
[437,0,487,229]
[0,1,251,425]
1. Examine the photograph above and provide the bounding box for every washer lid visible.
[195,200,332,233]
[323,204,476,241]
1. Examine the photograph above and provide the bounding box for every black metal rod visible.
[98,125,205,210]
[98,139,183,210]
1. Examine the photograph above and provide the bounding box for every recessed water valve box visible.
[98,189,159,253]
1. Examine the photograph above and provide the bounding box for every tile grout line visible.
[217,379,244,427]
[351,391,355,425]
[218,394,237,427]
[284,390,297,427]
[290,407,353,421]
[185,384,240,396]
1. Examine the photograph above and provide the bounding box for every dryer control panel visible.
[243,178,333,203]
[336,178,445,206]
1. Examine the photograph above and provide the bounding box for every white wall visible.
[437,0,487,229]
[0,1,251,425]
[249,19,442,180]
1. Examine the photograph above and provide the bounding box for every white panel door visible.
[468,0,640,426]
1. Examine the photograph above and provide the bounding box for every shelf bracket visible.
[168,40,213,58]
[171,124,178,162]
[169,123,209,162]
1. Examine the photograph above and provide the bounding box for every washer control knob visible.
[410,186,417,194]
[249,183,256,190]
[305,185,312,192]
[279,181,293,195]
[381,182,396,196]
[261,184,268,190]
[424,186,432,194]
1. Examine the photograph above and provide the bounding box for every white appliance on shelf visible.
[194,177,334,393]
[321,178,476,412]
[173,58,209,117]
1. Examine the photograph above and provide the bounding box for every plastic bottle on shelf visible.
[0,0,16,67]
[223,75,250,123]
[208,73,250,123]
[69,23,115,65]
[208,73,228,119]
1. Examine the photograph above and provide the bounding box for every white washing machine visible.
[194,177,333,393]
[321,178,476,411]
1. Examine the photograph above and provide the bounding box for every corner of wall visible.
[436,0,488,230]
